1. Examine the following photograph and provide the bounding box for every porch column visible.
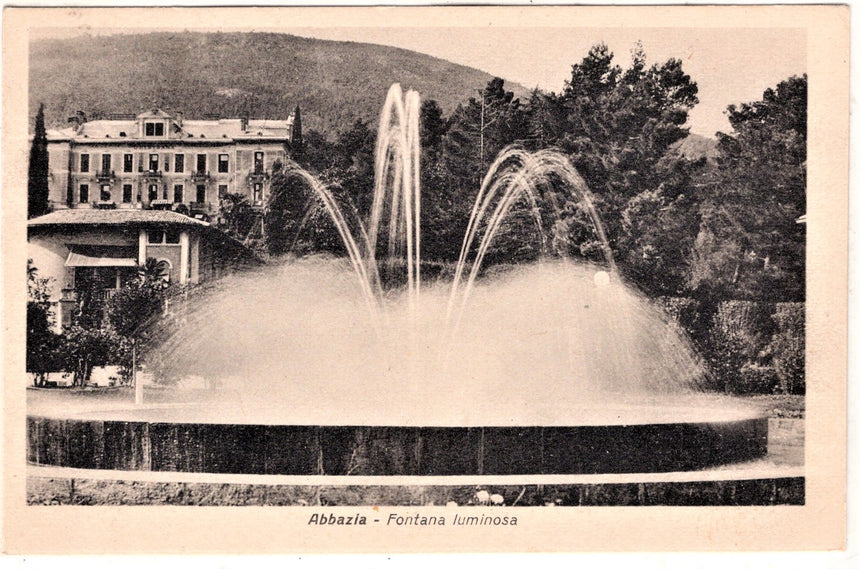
[179,230,190,284]
[138,229,147,264]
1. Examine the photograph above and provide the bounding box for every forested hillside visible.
[30,31,528,135]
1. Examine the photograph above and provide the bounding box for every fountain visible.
[27,85,769,478]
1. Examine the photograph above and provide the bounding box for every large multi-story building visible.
[45,108,296,220]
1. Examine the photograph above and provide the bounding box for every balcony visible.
[190,201,214,213]
[149,200,173,210]
[96,169,116,182]
[247,170,269,182]
[191,171,211,182]
[95,289,120,301]
[142,170,163,178]
[61,288,120,302]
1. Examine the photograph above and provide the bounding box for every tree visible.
[530,43,701,282]
[106,263,168,338]
[442,77,528,185]
[265,162,315,256]
[60,325,130,386]
[291,104,304,161]
[28,103,50,218]
[219,192,256,240]
[104,258,171,387]
[689,75,806,301]
[27,260,62,384]
[419,99,448,162]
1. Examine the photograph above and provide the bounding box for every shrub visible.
[731,363,779,395]
[656,296,700,339]
[706,300,774,393]
[767,302,805,394]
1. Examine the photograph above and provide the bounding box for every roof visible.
[28,208,211,228]
[46,110,293,143]
[28,208,266,265]
[65,245,138,267]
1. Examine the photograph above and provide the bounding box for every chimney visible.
[66,110,88,133]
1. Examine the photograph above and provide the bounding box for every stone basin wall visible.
[27,416,768,475]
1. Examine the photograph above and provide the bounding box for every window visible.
[196,184,206,203]
[164,155,170,172]
[145,122,165,136]
[253,182,263,203]
[100,185,111,202]
[162,185,169,200]
[101,154,111,173]
[122,184,132,203]
[148,154,159,172]
[196,154,206,173]
[174,154,184,173]
[148,184,159,202]
[173,184,183,203]
[218,184,228,199]
[80,154,90,173]
[253,151,264,174]
[147,230,181,245]
[123,154,133,173]
[79,184,89,203]
[218,154,229,173]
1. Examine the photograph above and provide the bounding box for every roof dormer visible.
[137,109,181,139]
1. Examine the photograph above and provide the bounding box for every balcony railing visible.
[191,171,211,181]
[190,201,213,212]
[96,169,116,181]
[61,288,120,301]
[95,289,119,301]
[247,170,269,181]
[142,170,163,178]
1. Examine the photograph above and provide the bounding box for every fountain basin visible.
[27,404,768,475]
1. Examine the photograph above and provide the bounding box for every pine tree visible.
[28,103,50,218]
[688,75,807,301]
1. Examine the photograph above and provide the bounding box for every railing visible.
[190,201,213,212]
[60,288,119,301]
[142,170,163,178]
[95,289,120,301]
[247,170,269,181]
[191,171,211,181]
[96,169,116,181]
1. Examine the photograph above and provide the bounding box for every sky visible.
[32,25,806,137]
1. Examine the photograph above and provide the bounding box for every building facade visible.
[45,109,295,220]
[28,209,261,332]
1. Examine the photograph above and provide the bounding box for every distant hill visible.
[672,133,719,163]
[29,32,529,136]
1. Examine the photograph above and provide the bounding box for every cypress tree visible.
[28,103,50,218]
[291,104,304,162]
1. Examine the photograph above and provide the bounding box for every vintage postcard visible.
[2,5,849,555]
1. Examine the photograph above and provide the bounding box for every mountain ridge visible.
[30,31,531,136]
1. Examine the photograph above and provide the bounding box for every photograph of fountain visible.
[23,19,807,509]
